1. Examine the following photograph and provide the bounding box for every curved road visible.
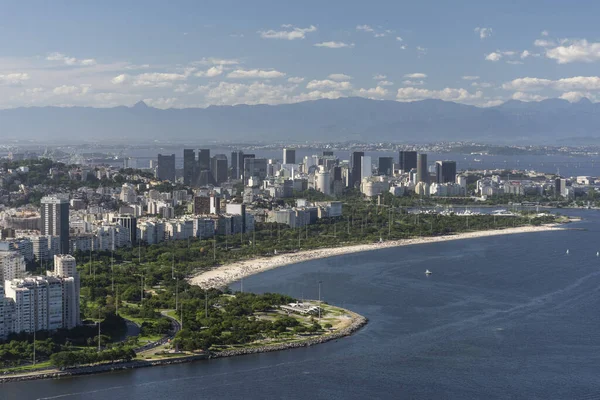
[134,311,181,354]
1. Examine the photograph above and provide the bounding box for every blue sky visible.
[1,0,600,108]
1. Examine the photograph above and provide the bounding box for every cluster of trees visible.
[50,345,136,369]
[0,339,61,368]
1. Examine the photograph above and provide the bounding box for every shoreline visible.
[190,224,566,289]
[0,308,367,383]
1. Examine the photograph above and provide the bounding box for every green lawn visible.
[0,360,53,374]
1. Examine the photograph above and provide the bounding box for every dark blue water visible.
[4,210,600,400]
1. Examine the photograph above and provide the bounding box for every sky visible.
[2,0,600,109]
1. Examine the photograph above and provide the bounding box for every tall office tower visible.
[41,196,69,255]
[211,154,228,184]
[399,151,418,173]
[283,148,296,164]
[416,153,429,183]
[198,149,211,172]
[333,166,342,181]
[238,152,245,179]
[378,157,394,176]
[361,156,372,181]
[315,168,331,195]
[243,158,268,183]
[323,151,334,157]
[183,149,196,185]
[231,151,240,180]
[351,151,365,187]
[157,154,176,182]
[113,214,137,245]
[241,154,255,182]
[435,161,457,184]
[52,254,80,329]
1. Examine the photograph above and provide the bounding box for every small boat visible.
[425,269,432,275]
[596,251,599,257]
[566,249,570,255]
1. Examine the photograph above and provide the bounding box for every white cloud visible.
[399,45,407,50]
[52,84,91,96]
[314,41,355,48]
[502,76,600,92]
[472,82,493,88]
[111,74,128,84]
[396,36,403,42]
[294,90,344,102]
[124,64,151,70]
[545,39,600,64]
[133,72,189,87]
[402,80,424,86]
[143,97,178,109]
[485,52,502,61]
[328,73,352,81]
[194,57,240,66]
[462,76,479,81]
[195,65,224,78]
[46,52,96,66]
[306,79,352,91]
[174,84,191,93]
[356,86,388,99]
[198,81,298,105]
[287,77,305,83]
[396,87,483,104]
[511,92,548,102]
[404,73,427,79]
[521,50,531,59]
[374,33,386,38]
[0,73,30,85]
[378,80,394,86]
[506,60,524,65]
[373,74,387,80]
[534,39,556,48]
[541,30,549,37]
[227,69,285,79]
[356,25,374,32]
[416,46,427,55]
[474,27,492,39]
[259,25,317,40]
[559,91,594,102]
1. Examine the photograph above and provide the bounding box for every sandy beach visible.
[190,224,565,289]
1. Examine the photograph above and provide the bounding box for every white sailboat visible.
[566,249,570,255]
[596,251,599,257]
[425,269,432,275]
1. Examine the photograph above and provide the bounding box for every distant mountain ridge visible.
[1,97,599,144]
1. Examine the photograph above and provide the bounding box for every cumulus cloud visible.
[559,91,594,102]
[544,39,600,64]
[356,25,374,32]
[511,92,548,102]
[402,80,425,86]
[502,76,600,92]
[111,74,128,84]
[306,79,352,91]
[227,69,286,79]
[396,36,403,42]
[259,25,317,40]
[46,52,96,66]
[198,81,298,105]
[396,87,483,104]
[112,71,192,87]
[356,86,388,99]
[287,77,305,83]
[485,52,502,62]
[373,74,387,80]
[462,76,479,81]
[314,41,355,48]
[534,39,556,48]
[0,73,30,85]
[404,73,427,79]
[474,27,492,39]
[195,65,224,78]
[194,57,240,66]
[328,73,352,81]
[472,82,493,88]
[52,84,91,96]
[378,80,394,86]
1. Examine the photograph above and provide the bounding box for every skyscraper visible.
[231,151,240,180]
[113,214,137,245]
[198,149,211,172]
[183,149,196,185]
[351,151,364,187]
[399,151,418,173]
[41,196,69,255]
[283,148,296,164]
[211,154,228,184]
[416,153,429,184]
[241,153,255,182]
[157,154,176,182]
[378,157,394,176]
[361,156,372,181]
[52,254,80,329]
[435,161,457,184]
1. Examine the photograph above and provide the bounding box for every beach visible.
[190,224,565,289]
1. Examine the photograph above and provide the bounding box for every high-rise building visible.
[241,154,255,183]
[399,151,418,173]
[183,149,196,185]
[198,149,211,172]
[0,251,26,282]
[351,151,365,187]
[157,154,176,182]
[41,196,69,255]
[361,156,372,181]
[243,157,266,183]
[416,154,429,184]
[113,214,137,245]
[231,151,240,180]
[52,255,80,329]
[436,161,457,184]
[283,148,296,165]
[211,154,228,184]
[323,151,334,157]
[315,168,331,195]
[378,157,394,176]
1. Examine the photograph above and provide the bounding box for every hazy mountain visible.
[1,97,599,144]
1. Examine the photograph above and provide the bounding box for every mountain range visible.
[1,97,599,144]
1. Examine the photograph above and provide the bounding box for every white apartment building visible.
[0,251,27,282]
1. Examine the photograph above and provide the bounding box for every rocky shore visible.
[0,313,368,384]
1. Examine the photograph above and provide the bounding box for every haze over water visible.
[5,209,600,400]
